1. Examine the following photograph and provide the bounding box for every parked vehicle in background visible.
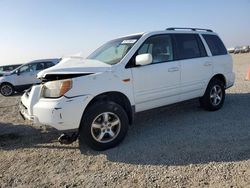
[227,47,235,53]
[20,28,235,150]
[0,58,60,96]
[234,47,241,54]
[0,64,22,72]
[240,46,250,53]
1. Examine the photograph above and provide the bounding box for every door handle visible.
[204,62,212,66]
[168,67,179,72]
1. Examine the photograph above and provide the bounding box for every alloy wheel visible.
[91,112,121,143]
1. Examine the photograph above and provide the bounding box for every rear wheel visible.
[0,83,14,96]
[79,101,129,151]
[199,79,225,111]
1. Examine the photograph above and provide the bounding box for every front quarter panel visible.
[64,69,135,106]
[0,74,15,86]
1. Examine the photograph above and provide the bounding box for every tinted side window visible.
[202,34,227,56]
[174,34,206,60]
[138,35,174,64]
[36,62,45,71]
[45,62,55,68]
[19,65,33,73]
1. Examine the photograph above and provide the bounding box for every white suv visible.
[20,28,235,150]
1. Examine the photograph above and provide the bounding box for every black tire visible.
[79,101,129,151]
[199,79,225,111]
[0,83,14,96]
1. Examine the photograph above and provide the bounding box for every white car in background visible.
[20,28,235,150]
[227,47,235,53]
[0,59,60,96]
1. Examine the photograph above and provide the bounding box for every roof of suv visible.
[122,28,216,39]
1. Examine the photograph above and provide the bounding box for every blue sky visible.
[0,0,250,65]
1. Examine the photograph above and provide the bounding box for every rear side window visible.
[36,62,46,71]
[174,34,207,60]
[202,34,227,56]
[45,62,55,68]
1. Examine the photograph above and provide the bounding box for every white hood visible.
[37,57,112,78]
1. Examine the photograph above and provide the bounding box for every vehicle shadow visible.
[80,93,250,165]
[0,123,76,150]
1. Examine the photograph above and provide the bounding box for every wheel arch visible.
[0,81,14,87]
[210,74,226,87]
[82,91,135,125]
[201,74,226,97]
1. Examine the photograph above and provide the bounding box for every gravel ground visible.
[0,54,250,188]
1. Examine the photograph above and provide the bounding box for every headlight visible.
[42,79,72,98]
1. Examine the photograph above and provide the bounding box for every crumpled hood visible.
[37,57,112,79]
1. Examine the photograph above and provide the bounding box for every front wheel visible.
[0,83,14,96]
[199,79,225,111]
[79,101,129,151]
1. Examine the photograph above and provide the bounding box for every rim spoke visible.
[217,95,221,101]
[97,132,105,141]
[108,130,115,137]
[213,97,217,105]
[213,87,217,93]
[110,119,120,127]
[92,123,102,129]
[103,113,109,122]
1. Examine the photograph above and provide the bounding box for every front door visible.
[14,64,36,87]
[14,63,41,88]
[131,34,181,112]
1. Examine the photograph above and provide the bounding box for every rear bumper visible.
[20,85,92,130]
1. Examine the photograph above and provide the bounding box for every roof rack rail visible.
[166,27,213,32]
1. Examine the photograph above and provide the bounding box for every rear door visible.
[32,62,47,84]
[173,34,213,101]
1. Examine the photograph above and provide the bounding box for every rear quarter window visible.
[202,34,228,56]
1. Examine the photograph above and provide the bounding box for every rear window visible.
[202,34,227,56]
[174,34,207,60]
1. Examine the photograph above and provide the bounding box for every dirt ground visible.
[0,54,250,188]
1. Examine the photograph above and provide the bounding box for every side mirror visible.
[15,69,20,76]
[135,54,153,66]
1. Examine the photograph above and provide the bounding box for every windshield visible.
[87,35,142,65]
[10,64,23,74]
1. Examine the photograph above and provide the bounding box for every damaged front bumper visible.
[20,85,92,130]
